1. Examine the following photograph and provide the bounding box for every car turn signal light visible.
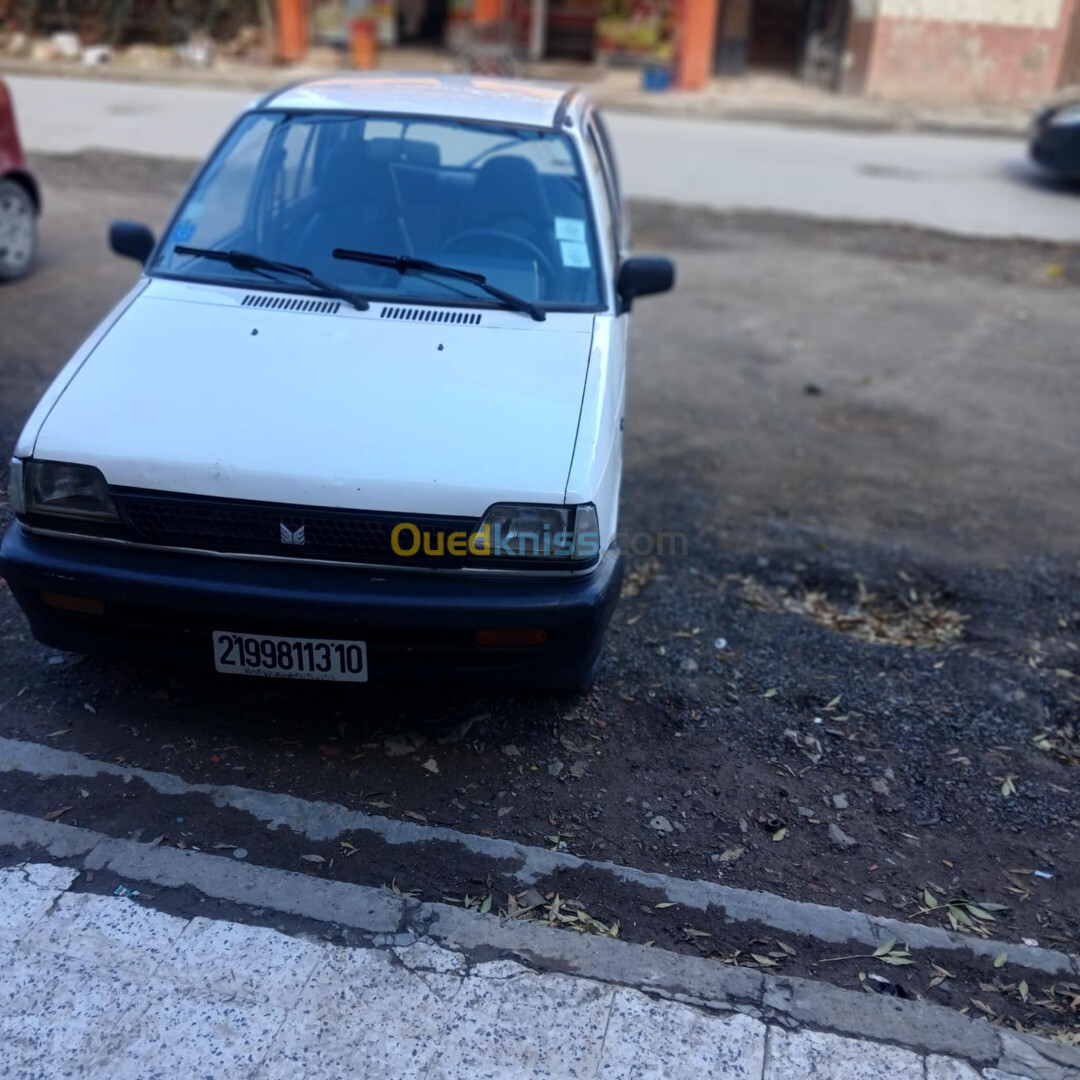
[40,592,105,616]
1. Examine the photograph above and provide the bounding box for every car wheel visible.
[0,178,37,282]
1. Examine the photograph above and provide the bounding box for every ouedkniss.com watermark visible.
[389,522,688,559]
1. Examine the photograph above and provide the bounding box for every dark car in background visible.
[0,78,39,281]
[1030,99,1080,180]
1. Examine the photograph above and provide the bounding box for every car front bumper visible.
[1030,122,1080,177]
[0,524,623,687]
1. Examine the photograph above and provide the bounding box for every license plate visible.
[212,631,368,682]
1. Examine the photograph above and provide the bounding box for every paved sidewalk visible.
[0,862,1030,1079]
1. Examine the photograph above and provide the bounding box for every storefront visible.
[307,0,674,62]
[594,0,674,65]
[310,0,408,47]
[712,0,848,84]
[455,0,832,78]
[293,0,1080,100]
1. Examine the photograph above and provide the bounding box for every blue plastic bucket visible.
[642,65,672,92]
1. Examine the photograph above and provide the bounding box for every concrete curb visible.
[591,95,1032,138]
[0,56,299,93]
[0,58,1034,138]
[1,808,1077,1080]
[3,735,1076,980]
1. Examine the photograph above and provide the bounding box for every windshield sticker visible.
[559,240,591,269]
[172,220,197,244]
[554,217,587,243]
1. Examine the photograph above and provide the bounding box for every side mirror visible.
[109,221,156,265]
[617,255,675,311]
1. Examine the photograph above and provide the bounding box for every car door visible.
[0,80,22,177]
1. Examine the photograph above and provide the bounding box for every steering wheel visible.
[441,228,556,285]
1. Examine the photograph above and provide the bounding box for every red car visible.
[0,78,39,281]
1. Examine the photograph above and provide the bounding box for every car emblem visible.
[279,521,306,546]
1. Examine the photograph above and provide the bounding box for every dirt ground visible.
[1,152,1079,1039]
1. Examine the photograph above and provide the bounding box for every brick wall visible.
[842,0,1080,101]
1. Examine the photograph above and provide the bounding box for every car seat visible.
[297,140,410,270]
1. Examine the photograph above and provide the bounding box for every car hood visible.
[33,282,596,517]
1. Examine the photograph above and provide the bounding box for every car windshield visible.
[151,110,604,310]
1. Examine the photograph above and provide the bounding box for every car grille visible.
[110,490,476,568]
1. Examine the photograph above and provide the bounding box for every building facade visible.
[9,0,1075,102]
[688,0,1080,99]
[843,0,1080,100]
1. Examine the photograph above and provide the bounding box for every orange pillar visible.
[675,0,719,90]
[276,0,309,63]
[350,17,378,69]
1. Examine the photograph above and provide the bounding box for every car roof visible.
[261,73,583,130]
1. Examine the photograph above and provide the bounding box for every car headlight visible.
[473,503,600,566]
[22,460,119,521]
[1049,104,1080,127]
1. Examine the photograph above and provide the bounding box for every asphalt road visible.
[6,73,1080,241]
[1,152,1079,1027]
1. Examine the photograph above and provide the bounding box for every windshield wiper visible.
[332,248,545,322]
[174,246,369,311]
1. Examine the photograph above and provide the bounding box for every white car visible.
[1,74,673,689]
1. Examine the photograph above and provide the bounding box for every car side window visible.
[591,110,628,250]
[585,115,623,256]
[582,123,617,268]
